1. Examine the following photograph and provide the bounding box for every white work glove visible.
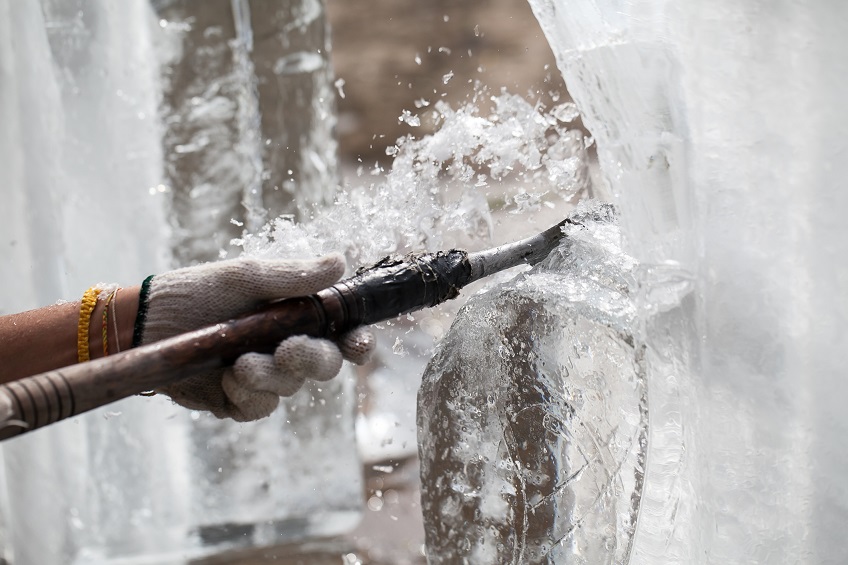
[137,254,374,421]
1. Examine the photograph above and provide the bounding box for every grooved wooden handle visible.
[0,371,76,436]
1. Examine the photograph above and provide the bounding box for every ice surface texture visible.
[418,204,648,564]
[526,1,848,563]
[156,0,341,264]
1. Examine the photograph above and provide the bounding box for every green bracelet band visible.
[131,275,155,349]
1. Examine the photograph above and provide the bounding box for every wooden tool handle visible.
[0,250,472,441]
[0,294,330,440]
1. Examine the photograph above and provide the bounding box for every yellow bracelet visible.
[78,287,99,363]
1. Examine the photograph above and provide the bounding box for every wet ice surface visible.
[418,203,648,564]
[522,3,848,563]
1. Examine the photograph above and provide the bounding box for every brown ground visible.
[327,0,575,163]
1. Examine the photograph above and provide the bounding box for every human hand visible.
[136,254,374,421]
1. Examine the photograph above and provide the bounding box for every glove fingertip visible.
[340,327,376,365]
[226,355,293,420]
[232,353,307,397]
[307,252,346,290]
[317,252,346,274]
[276,336,343,383]
[222,368,281,421]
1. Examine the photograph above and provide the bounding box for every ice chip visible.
[551,102,580,123]
[334,78,346,99]
[398,109,421,127]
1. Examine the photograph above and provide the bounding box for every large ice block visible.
[525,1,848,562]
[419,204,648,564]
[0,1,362,563]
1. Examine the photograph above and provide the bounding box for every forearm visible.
[0,287,139,384]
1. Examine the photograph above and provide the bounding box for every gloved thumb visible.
[234,254,346,302]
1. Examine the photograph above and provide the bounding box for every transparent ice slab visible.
[0,1,362,563]
[418,204,648,564]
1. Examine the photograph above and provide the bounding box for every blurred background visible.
[327,0,570,162]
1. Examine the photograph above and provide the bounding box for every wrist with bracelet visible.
[77,284,140,363]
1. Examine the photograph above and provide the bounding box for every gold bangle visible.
[111,288,121,354]
[102,289,118,357]
[78,287,98,363]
